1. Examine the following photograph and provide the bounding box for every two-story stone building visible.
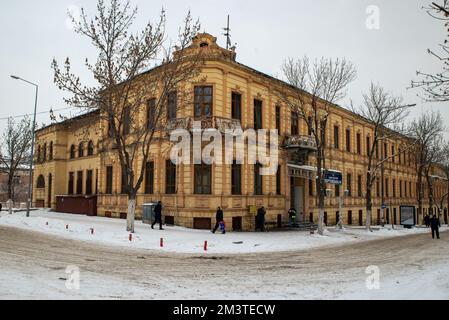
[33,33,449,230]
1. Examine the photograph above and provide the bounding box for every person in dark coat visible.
[0,202,2,212]
[424,214,430,227]
[151,201,164,230]
[430,214,441,239]
[212,207,224,234]
[288,208,297,227]
[255,207,266,232]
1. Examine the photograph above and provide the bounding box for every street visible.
[1,225,448,299]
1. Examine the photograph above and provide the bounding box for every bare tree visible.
[52,0,203,232]
[0,117,32,202]
[411,1,449,101]
[424,136,448,219]
[281,56,356,235]
[351,83,413,231]
[409,111,444,224]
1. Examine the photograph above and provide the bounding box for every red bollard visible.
[129,233,132,242]
[160,238,164,248]
[204,241,208,251]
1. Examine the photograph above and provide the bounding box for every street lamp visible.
[10,75,38,218]
[337,189,349,229]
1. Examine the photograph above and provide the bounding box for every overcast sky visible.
[0,0,447,136]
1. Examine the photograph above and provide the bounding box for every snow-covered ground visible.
[0,209,445,254]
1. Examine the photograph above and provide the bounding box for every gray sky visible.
[0,0,448,136]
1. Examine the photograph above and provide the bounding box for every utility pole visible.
[10,75,38,218]
[380,129,385,227]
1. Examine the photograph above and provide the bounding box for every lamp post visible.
[337,189,349,229]
[10,75,38,218]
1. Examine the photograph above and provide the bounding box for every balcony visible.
[166,116,242,133]
[284,135,317,151]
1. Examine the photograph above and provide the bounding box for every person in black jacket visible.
[151,201,164,230]
[430,214,441,239]
[212,207,224,234]
[424,214,430,227]
[255,207,266,232]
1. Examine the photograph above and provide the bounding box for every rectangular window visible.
[166,160,177,194]
[147,98,156,129]
[309,179,313,196]
[86,170,93,195]
[276,165,281,195]
[194,86,212,119]
[356,133,361,155]
[123,107,130,135]
[357,175,362,197]
[375,141,379,159]
[291,112,299,135]
[347,173,352,197]
[121,169,128,194]
[232,92,242,121]
[167,91,177,121]
[393,179,396,198]
[366,136,371,156]
[405,181,408,198]
[384,143,388,159]
[76,171,83,195]
[254,99,263,130]
[346,129,351,152]
[399,180,403,197]
[275,106,281,132]
[385,178,389,197]
[335,184,340,197]
[231,161,242,195]
[391,145,395,163]
[145,161,154,194]
[106,166,113,194]
[194,163,212,194]
[254,163,263,195]
[334,126,339,149]
[68,172,74,195]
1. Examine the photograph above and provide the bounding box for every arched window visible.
[87,141,94,156]
[36,175,45,188]
[43,143,47,162]
[78,142,84,158]
[49,142,53,160]
[70,145,76,159]
[37,145,41,163]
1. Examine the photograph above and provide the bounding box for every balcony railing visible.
[166,116,242,133]
[284,135,317,151]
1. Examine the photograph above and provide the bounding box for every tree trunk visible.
[418,173,423,225]
[7,174,14,201]
[126,193,136,233]
[366,184,373,232]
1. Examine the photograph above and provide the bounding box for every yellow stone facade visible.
[33,33,449,230]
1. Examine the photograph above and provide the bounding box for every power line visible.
[0,107,76,121]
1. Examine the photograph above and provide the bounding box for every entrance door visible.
[294,186,304,223]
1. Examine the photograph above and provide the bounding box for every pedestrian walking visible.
[0,202,2,212]
[424,214,430,227]
[288,207,297,227]
[255,206,266,232]
[212,207,224,234]
[151,201,164,230]
[430,214,441,239]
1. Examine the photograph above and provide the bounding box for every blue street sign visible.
[324,170,342,185]
[381,204,386,209]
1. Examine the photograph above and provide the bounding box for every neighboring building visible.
[0,166,30,204]
[32,33,449,230]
